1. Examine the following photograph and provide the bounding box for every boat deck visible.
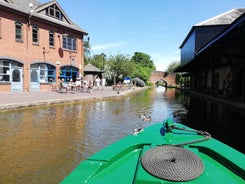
[61,122,245,183]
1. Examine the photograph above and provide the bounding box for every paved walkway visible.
[0,86,144,111]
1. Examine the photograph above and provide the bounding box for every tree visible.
[84,37,91,65]
[166,61,180,73]
[131,52,156,82]
[107,54,133,85]
[131,52,156,70]
[166,61,182,85]
[131,65,152,83]
[89,53,106,71]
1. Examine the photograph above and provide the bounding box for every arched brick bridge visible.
[149,71,176,87]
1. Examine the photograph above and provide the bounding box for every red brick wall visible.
[0,83,11,92]
[149,71,176,86]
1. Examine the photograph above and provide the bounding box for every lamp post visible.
[101,53,106,77]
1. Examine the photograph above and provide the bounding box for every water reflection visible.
[0,87,243,184]
[179,93,245,154]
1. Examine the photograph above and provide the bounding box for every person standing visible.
[95,77,101,90]
[101,77,106,90]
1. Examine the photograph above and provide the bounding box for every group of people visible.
[95,77,106,90]
[58,76,106,93]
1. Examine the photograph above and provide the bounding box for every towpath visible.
[0,86,144,111]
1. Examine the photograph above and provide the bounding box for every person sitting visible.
[75,79,82,91]
[59,79,69,93]
[68,79,75,93]
[87,80,93,93]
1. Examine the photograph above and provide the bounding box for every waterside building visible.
[176,8,245,102]
[0,0,87,92]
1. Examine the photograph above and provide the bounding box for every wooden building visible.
[83,63,103,82]
[176,8,245,102]
[0,0,87,92]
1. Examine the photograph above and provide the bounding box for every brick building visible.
[0,0,88,92]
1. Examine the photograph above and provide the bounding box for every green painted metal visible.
[61,119,245,184]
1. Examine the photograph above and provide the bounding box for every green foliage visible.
[166,61,180,73]
[88,54,106,71]
[130,52,155,83]
[146,81,154,87]
[85,52,156,85]
[166,61,182,85]
[175,73,184,85]
[108,54,133,77]
[131,52,156,70]
[84,37,91,64]
[131,65,152,82]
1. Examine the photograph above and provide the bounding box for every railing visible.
[223,62,243,93]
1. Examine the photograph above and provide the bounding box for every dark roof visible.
[84,64,101,72]
[195,8,245,26]
[0,0,87,34]
[175,12,245,72]
[179,8,245,48]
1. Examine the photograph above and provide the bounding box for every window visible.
[12,69,20,82]
[32,26,39,44]
[31,70,38,82]
[59,66,78,82]
[15,22,23,41]
[0,17,2,39]
[49,31,54,47]
[62,36,76,51]
[0,60,10,82]
[46,5,63,21]
[31,63,56,83]
[39,64,56,83]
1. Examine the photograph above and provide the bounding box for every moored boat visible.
[61,119,245,183]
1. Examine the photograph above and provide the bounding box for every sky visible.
[40,0,245,71]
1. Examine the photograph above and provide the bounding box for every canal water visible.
[0,87,244,184]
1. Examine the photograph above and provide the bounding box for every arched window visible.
[15,22,23,42]
[12,69,20,82]
[31,70,38,82]
[31,63,56,83]
[32,26,39,44]
[60,66,78,82]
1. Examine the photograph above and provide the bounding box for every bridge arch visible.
[155,79,167,87]
[149,71,176,87]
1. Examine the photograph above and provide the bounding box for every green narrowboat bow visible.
[61,119,245,183]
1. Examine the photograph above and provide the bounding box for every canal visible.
[0,87,244,183]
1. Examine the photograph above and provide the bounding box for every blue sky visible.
[40,0,245,71]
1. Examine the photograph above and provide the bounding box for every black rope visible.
[166,124,211,146]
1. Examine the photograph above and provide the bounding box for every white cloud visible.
[91,42,125,51]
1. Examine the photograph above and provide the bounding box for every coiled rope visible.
[141,146,204,181]
[141,123,211,181]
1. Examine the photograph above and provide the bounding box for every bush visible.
[132,77,146,87]
[146,81,154,87]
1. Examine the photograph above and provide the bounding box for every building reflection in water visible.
[177,92,245,154]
